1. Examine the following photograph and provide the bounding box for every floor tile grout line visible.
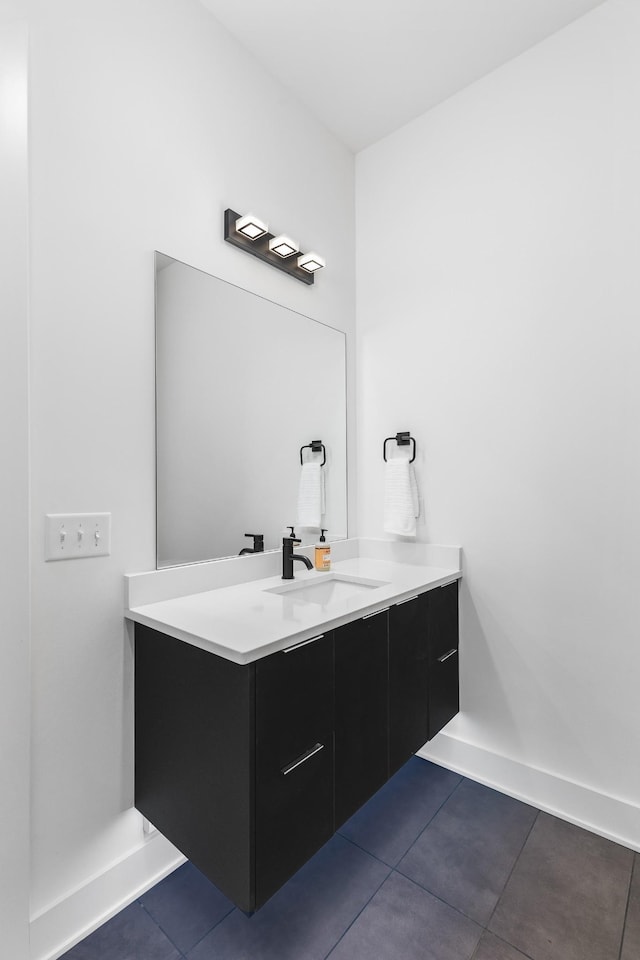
[337,831,396,868]
[321,864,394,960]
[137,901,191,960]
[388,802,541,943]
[390,773,467,865]
[336,771,465,870]
[392,862,489,929]
[484,808,540,937]
[180,904,238,957]
[139,897,236,958]
[326,775,499,946]
[618,852,636,960]
[139,901,192,958]
[469,928,537,960]
[340,833,415,870]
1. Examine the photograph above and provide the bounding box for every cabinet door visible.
[135,625,255,912]
[255,631,334,908]
[334,610,388,827]
[388,593,429,775]
[428,580,459,738]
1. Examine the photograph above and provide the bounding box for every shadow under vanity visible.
[132,563,459,913]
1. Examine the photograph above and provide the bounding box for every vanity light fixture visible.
[269,235,299,258]
[224,208,323,285]
[297,252,325,273]
[235,213,268,240]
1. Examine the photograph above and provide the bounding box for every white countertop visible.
[125,540,461,664]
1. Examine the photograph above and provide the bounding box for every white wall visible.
[0,18,30,960]
[356,0,640,845]
[26,0,354,955]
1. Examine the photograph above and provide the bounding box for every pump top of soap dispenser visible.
[314,530,331,571]
[287,525,296,538]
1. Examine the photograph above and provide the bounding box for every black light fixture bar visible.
[224,208,315,285]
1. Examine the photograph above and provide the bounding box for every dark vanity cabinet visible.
[134,579,459,912]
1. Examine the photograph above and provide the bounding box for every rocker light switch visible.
[45,513,111,561]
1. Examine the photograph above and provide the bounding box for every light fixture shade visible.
[268,235,299,258]
[297,251,325,273]
[235,213,268,240]
[224,209,318,284]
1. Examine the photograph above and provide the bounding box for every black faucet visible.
[239,533,264,555]
[282,536,313,579]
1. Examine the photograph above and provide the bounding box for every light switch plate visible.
[45,513,111,561]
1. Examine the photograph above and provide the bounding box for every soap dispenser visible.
[315,529,331,571]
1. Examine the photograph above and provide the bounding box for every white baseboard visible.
[29,833,185,960]
[419,732,640,853]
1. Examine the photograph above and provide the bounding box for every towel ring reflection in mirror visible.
[300,440,326,466]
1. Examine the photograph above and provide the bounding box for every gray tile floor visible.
[63,758,639,960]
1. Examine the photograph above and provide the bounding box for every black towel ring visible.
[300,440,326,466]
[383,432,416,463]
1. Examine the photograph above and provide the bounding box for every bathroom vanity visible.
[126,540,461,912]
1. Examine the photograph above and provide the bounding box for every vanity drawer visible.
[428,580,459,663]
[255,733,333,907]
[428,646,459,738]
[255,631,333,765]
[254,631,334,907]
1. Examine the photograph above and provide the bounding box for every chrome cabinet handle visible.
[281,742,324,776]
[396,595,419,606]
[363,607,389,619]
[283,634,324,653]
[438,648,457,663]
[440,579,459,588]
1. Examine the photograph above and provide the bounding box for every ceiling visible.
[199,0,605,152]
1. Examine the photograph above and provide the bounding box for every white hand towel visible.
[297,462,325,529]
[383,458,419,537]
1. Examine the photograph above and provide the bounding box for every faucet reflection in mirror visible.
[238,534,264,556]
[155,253,347,568]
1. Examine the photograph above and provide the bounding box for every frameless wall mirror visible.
[155,253,348,568]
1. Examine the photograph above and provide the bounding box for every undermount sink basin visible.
[264,573,389,605]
